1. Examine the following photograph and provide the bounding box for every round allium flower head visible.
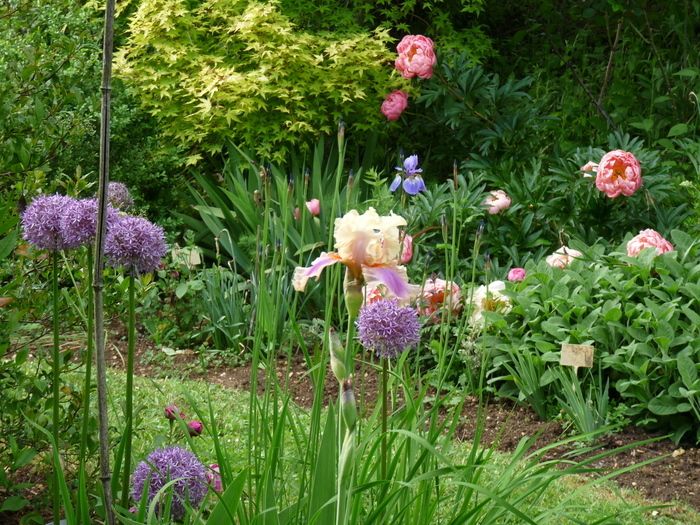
[626,229,673,257]
[357,298,421,358]
[107,181,134,210]
[105,215,168,274]
[131,446,208,520]
[595,150,642,198]
[60,198,117,249]
[21,194,76,251]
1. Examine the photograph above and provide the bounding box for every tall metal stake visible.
[93,0,116,523]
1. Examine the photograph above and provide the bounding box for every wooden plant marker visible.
[560,343,594,375]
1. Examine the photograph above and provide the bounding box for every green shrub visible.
[482,232,700,442]
[115,0,399,162]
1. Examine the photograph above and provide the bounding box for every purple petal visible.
[363,265,410,298]
[293,252,341,291]
[389,175,402,192]
[404,155,419,174]
[403,176,426,195]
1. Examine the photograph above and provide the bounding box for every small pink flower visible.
[381,90,409,121]
[187,420,204,436]
[164,404,184,421]
[580,161,598,178]
[626,229,673,257]
[545,246,583,269]
[206,464,223,493]
[395,35,437,79]
[507,267,526,282]
[483,190,511,215]
[293,207,301,221]
[595,150,642,198]
[306,198,321,216]
[419,278,461,320]
[400,233,413,264]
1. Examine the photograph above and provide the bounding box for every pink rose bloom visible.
[545,246,583,269]
[381,90,409,121]
[395,35,437,79]
[595,149,642,198]
[419,278,461,320]
[206,464,223,493]
[306,198,321,216]
[626,229,673,257]
[483,190,511,215]
[187,420,204,436]
[507,267,526,282]
[400,233,413,264]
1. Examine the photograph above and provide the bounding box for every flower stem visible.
[121,274,136,506]
[51,250,60,525]
[381,357,388,481]
[78,249,94,524]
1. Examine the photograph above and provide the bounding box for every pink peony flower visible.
[507,267,526,282]
[306,198,321,216]
[419,278,461,320]
[381,90,409,121]
[400,233,413,264]
[206,464,223,493]
[626,229,673,257]
[546,246,583,269]
[187,420,204,437]
[595,150,642,198]
[483,190,511,215]
[395,35,437,79]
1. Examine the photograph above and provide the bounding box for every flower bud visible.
[306,198,321,216]
[329,329,347,382]
[187,420,204,436]
[341,379,357,431]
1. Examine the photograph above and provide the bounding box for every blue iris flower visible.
[390,155,426,195]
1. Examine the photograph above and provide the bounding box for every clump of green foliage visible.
[116,0,400,162]
[482,232,700,443]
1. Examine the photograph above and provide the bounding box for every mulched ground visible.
[103,326,700,513]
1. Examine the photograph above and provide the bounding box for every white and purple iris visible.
[390,155,426,195]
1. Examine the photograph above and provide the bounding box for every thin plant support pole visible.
[121,275,136,506]
[93,0,117,522]
[78,249,95,524]
[51,250,60,525]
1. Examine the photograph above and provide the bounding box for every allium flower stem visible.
[51,250,60,525]
[121,275,136,506]
[381,358,388,482]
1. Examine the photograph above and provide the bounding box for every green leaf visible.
[647,395,682,415]
[667,123,689,137]
[207,470,247,525]
[175,282,189,299]
[0,495,28,512]
[677,354,698,387]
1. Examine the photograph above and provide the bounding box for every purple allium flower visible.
[390,155,426,195]
[59,198,118,249]
[357,298,421,358]
[131,446,208,520]
[105,215,168,274]
[21,194,76,251]
[107,181,134,210]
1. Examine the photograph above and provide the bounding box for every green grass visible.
[97,369,700,525]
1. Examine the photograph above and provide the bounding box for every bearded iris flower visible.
[390,155,426,195]
[293,207,411,299]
